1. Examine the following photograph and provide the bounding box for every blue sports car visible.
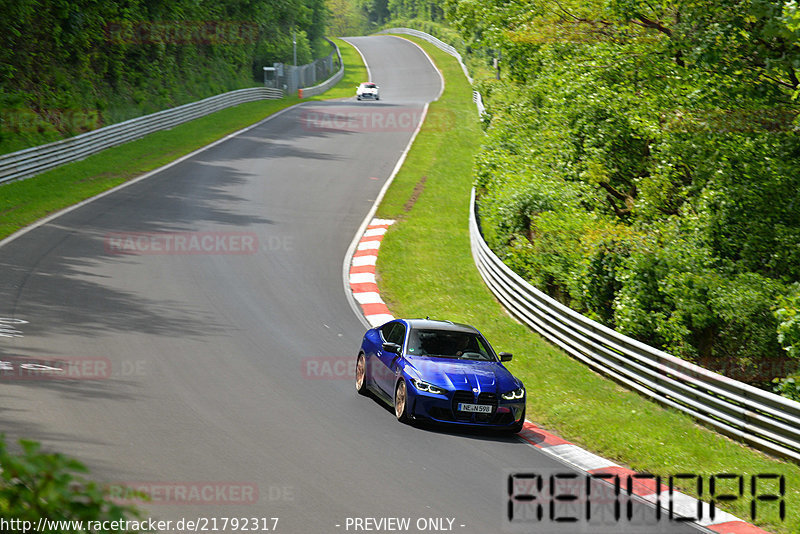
[356,319,526,432]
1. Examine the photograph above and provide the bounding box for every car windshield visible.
[406,329,496,361]
[364,83,376,88]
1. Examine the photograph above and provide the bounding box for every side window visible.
[380,323,395,342]
[475,336,494,360]
[380,323,406,347]
[389,324,406,347]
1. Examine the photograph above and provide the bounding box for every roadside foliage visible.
[434,0,800,392]
[0,436,142,530]
[0,0,328,154]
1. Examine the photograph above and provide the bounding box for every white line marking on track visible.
[541,444,618,472]
[0,318,28,337]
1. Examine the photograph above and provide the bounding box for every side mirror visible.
[499,352,513,362]
[382,342,401,354]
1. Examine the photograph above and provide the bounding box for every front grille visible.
[451,391,498,422]
[478,392,497,404]
[452,391,475,421]
[476,393,497,422]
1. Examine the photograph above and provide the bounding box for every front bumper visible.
[407,384,525,429]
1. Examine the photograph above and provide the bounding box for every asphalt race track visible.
[0,36,702,533]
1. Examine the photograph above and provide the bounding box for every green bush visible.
[0,0,329,155]
[448,0,800,391]
[0,436,142,531]
[776,283,800,360]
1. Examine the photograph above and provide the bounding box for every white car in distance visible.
[356,82,380,101]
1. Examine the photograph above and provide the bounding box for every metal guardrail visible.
[470,187,800,462]
[298,39,344,98]
[0,87,284,185]
[472,91,485,116]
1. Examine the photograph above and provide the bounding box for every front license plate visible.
[458,403,492,413]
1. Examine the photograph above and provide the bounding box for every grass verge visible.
[0,38,364,242]
[375,34,800,534]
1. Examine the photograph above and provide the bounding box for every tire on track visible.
[355,353,368,395]
[394,379,410,423]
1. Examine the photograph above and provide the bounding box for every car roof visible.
[402,318,480,334]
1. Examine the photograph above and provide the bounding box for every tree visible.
[457,0,800,385]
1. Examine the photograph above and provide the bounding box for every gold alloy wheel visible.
[355,354,367,394]
[395,379,408,422]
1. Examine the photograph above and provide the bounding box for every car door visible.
[376,322,406,395]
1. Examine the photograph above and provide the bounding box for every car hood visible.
[404,355,521,393]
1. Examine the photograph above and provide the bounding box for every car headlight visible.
[411,378,447,395]
[501,387,525,400]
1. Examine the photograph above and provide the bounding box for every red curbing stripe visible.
[348,218,395,329]
[588,465,636,479]
[360,303,391,316]
[587,465,636,481]
[518,422,571,448]
[349,265,376,274]
[350,282,379,293]
[708,522,771,534]
[360,234,385,243]
[353,249,379,258]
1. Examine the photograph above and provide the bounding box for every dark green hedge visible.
[0,0,328,154]
[445,0,800,390]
